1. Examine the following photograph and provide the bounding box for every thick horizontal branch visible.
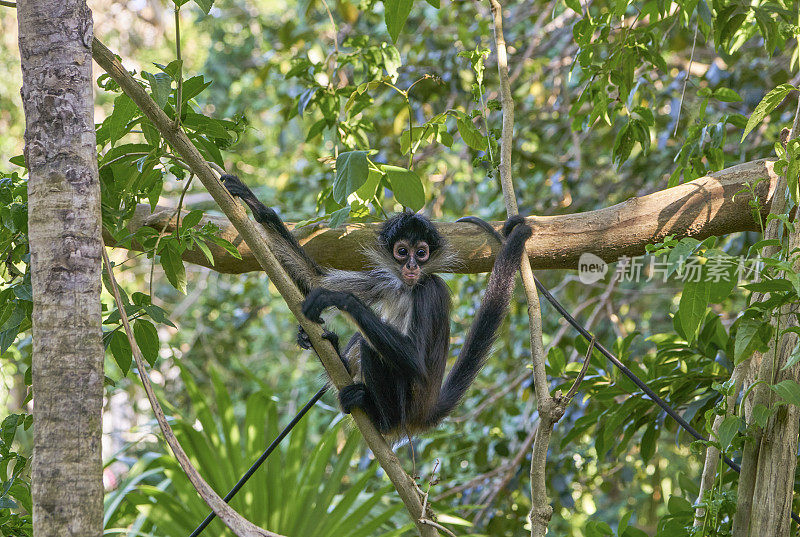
[118,159,778,274]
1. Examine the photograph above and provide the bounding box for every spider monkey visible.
[221,174,532,436]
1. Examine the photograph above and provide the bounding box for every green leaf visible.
[456,116,487,151]
[109,330,132,375]
[381,44,402,81]
[142,71,173,109]
[180,76,212,103]
[771,379,800,407]
[133,319,159,367]
[182,113,231,140]
[742,84,796,141]
[384,0,413,42]
[717,415,740,451]
[678,279,710,344]
[383,165,424,211]
[734,316,770,364]
[640,422,657,463]
[193,0,213,14]
[714,87,742,102]
[103,93,139,144]
[155,59,183,80]
[329,206,351,228]
[333,151,369,204]
[160,242,187,294]
[356,169,382,200]
[205,235,242,259]
[180,210,204,231]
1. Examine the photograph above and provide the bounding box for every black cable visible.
[188,385,329,537]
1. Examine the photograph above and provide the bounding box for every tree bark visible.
[17,1,104,536]
[110,158,778,274]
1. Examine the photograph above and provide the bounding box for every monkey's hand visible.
[502,215,529,238]
[302,288,347,323]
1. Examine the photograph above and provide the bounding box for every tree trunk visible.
[16,0,104,535]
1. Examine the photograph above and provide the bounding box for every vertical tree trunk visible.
[16,0,103,535]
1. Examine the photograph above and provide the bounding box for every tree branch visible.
[110,158,778,274]
[91,37,437,537]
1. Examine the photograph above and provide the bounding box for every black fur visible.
[224,175,531,436]
[378,212,443,254]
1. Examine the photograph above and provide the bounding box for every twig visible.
[487,1,558,534]
[149,173,195,298]
[173,7,183,129]
[418,519,457,537]
[473,424,538,525]
[0,1,16,7]
[101,246,282,537]
[564,337,594,402]
[452,294,598,423]
[673,22,698,137]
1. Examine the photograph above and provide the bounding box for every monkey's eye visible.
[398,248,408,256]
[394,245,409,260]
[416,249,428,259]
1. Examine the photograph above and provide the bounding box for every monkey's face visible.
[392,239,430,286]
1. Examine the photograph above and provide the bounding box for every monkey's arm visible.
[301,288,427,380]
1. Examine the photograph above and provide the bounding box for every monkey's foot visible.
[339,382,368,414]
[297,325,340,352]
[220,174,252,199]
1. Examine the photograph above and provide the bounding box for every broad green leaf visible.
[333,151,369,204]
[771,379,800,407]
[384,0,413,42]
[381,44,402,81]
[678,279,710,344]
[193,0,213,14]
[180,75,212,103]
[133,319,159,367]
[734,316,770,364]
[714,87,742,102]
[142,71,173,109]
[717,415,740,451]
[104,94,139,144]
[456,117,487,151]
[329,206,351,228]
[160,242,187,293]
[180,210,204,231]
[742,84,796,141]
[109,330,132,375]
[383,165,424,211]
[640,422,657,463]
[356,168,382,200]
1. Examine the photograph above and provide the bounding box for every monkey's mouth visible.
[401,269,420,285]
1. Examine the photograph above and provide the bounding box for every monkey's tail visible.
[427,217,531,425]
